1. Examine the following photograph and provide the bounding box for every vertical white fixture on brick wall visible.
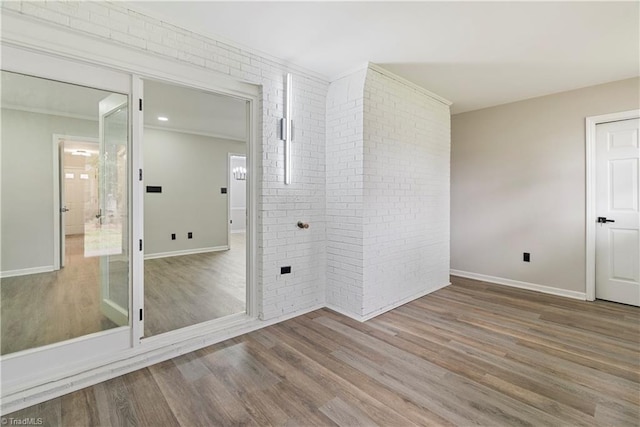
[281,73,293,184]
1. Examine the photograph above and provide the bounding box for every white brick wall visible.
[326,65,450,319]
[3,4,450,324]
[325,69,367,315]
[2,1,328,320]
[362,67,450,317]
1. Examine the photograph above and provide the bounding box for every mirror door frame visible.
[1,24,259,412]
[1,44,134,397]
[134,78,257,343]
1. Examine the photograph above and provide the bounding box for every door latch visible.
[597,217,615,224]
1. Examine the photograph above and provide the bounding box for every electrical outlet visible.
[188,232,193,239]
[171,233,176,240]
[523,252,530,262]
[281,266,291,274]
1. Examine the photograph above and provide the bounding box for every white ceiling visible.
[1,71,109,120]
[144,79,247,141]
[130,1,640,114]
[1,71,247,141]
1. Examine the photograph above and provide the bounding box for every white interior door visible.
[64,167,85,235]
[98,94,130,326]
[595,118,640,306]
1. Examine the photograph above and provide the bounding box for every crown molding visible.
[368,63,453,106]
[145,124,246,143]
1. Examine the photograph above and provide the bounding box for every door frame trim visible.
[52,134,99,271]
[585,109,640,301]
[228,153,248,235]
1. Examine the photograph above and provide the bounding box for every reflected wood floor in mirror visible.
[1,235,118,355]
[7,276,639,426]
[144,232,246,337]
[0,233,246,354]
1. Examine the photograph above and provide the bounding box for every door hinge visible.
[139,239,143,251]
[139,169,143,181]
[139,308,143,321]
[139,98,143,111]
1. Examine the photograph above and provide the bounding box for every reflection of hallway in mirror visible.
[144,232,246,337]
[0,235,117,355]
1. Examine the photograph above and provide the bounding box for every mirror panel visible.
[142,79,247,337]
[0,71,130,355]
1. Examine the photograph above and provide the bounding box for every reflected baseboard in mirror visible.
[1,70,131,356]
[1,235,119,355]
[1,233,247,353]
[141,78,249,338]
[143,232,246,337]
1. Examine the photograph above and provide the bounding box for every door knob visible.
[597,217,615,223]
[61,207,69,213]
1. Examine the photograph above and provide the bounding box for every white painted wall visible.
[143,128,245,256]
[451,77,640,294]
[1,1,329,320]
[362,67,451,318]
[325,69,367,315]
[326,65,451,320]
[230,155,247,233]
[0,108,97,274]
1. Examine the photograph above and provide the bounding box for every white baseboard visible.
[326,281,451,322]
[1,303,325,415]
[0,265,54,279]
[361,282,451,321]
[144,246,229,260]
[450,269,586,300]
[324,303,366,322]
[260,303,325,323]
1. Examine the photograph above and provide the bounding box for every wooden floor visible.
[144,232,246,337]
[1,235,118,355]
[6,276,639,426]
[1,233,246,354]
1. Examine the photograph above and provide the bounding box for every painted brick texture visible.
[3,3,451,324]
[2,1,328,320]
[326,65,451,319]
[325,69,367,314]
[362,68,451,317]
